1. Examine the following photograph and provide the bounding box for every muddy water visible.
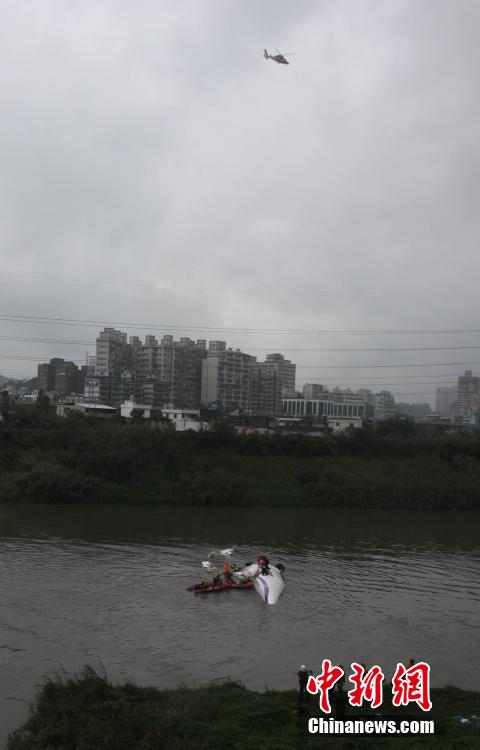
[1,504,479,745]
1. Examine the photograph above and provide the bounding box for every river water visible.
[1,504,480,745]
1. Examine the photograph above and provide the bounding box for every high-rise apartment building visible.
[96,328,133,375]
[37,358,84,396]
[95,329,207,408]
[435,386,457,417]
[201,342,256,411]
[37,362,56,391]
[248,362,282,416]
[456,370,480,422]
[92,328,295,412]
[86,355,97,375]
[354,388,397,420]
[303,383,327,400]
[170,338,207,407]
[134,335,206,407]
[264,353,296,396]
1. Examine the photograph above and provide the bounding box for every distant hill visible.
[0,375,33,387]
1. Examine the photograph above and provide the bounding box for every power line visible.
[1,334,480,354]
[300,373,462,380]
[387,392,450,397]
[306,381,457,386]
[0,336,93,345]
[248,346,480,353]
[0,355,86,362]
[2,313,480,336]
[296,361,480,369]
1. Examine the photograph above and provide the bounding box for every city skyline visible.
[14,333,480,423]
[10,328,468,403]
[0,324,473,408]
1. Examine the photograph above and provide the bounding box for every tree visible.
[1,390,9,423]
[36,389,50,415]
[375,417,418,437]
[130,408,145,424]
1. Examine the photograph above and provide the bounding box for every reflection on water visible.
[1,504,479,744]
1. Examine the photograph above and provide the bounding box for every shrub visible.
[5,463,101,504]
[177,469,247,506]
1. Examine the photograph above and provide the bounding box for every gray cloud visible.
[1,0,479,402]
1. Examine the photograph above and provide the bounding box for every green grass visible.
[7,669,480,750]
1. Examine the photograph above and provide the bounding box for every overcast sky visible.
[1,0,479,404]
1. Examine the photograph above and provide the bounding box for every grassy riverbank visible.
[7,668,480,749]
[1,416,480,509]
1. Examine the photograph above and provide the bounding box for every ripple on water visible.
[1,517,480,745]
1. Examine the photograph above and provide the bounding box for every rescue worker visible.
[194,578,210,590]
[257,555,270,575]
[223,562,233,585]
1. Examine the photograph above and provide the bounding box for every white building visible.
[57,401,116,418]
[373,391,396,420]
[282,396,365,420]
[278,414,363,433]
[21,392,39,402]
[160,406,207,431]
[120,400,152,419]
[119,402,207,431]
[328,416,363,432]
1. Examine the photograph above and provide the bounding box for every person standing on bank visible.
[332,685,348,719]
[297,665,312,699]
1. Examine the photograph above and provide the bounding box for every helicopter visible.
[263,48,294,65]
